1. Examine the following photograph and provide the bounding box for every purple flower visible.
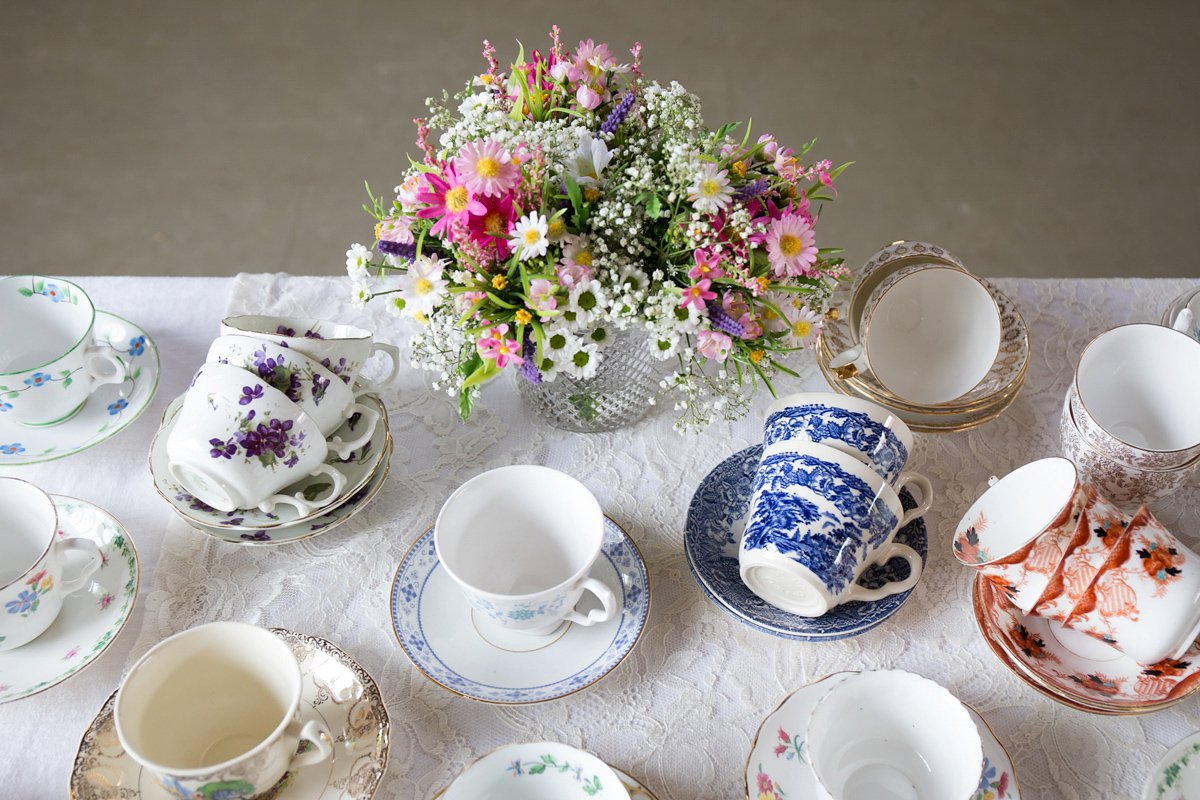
[706,299,746,337]
[241,531,272,542]
[239,418,294,459]
[600,91,636,135]
[312,375,330,402]
[303,329,323,339]
[734,180,770,201]
[518,331,542,384]
[276,325,297,337]
[284,454,300,467]
[239,384,264,405]
[209,437,238,459]
[378,239,416,260]
[6,590,39,614]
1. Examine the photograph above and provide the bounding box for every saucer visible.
[745,672,1021,800]
[0,312,160,465]
[972,575,1200,714]
[1144,731,1200,800]
[685,445,927,640]
[431,742,629,800]
[613,766,660,800]
[390,518,650,704]
[69,628,389,800]
[0,496,139,704]
[149,393,390,531]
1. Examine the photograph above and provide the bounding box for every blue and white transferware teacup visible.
[0,275,128,426]
[764,392,913,484]
[739,441,933,617]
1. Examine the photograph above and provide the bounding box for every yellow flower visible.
[732,160,747,178]
[492,274,507,290]
[515,309,532,325]
[583,187,601,203]
[750,350,765,363]
[756,276,771,293]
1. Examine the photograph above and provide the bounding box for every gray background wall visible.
[3,0,1198,279]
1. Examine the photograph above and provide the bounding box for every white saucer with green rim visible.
[1144,731,1200,800]
[0,312,160,465]
[434,742,628,800]
[69,628,390,800]
[0,496,139,704]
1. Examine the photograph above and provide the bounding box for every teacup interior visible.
[0,481,55,586]
[955,458,1077,560]
[0,278,93,373]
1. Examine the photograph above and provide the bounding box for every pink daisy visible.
[416,165,486,239]
[454,139,521,198]
[466,193,518,258]
[679,278,717,310]
[764,213,818,277]
[688,249,725,282]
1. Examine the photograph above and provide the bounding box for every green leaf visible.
[131,367,142,380]
[62,377,72,389]
[17,288,32,297]
[825,160,854,181]
[528,764,546,775]
[301,482,332,501]
[461,358,501,390]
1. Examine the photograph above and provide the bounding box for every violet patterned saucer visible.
[149,393,391,532]
[685,445,926,640]
[745,672,1020,800]
[70,628,389,800]
[0,496,138,704]
[0,312,160,465]
[390,518,650,704]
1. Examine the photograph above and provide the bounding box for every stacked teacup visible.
[738,392,933,617]
[954,457,1200,666]
[158,315,398,522]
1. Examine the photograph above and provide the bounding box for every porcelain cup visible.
[435,465,617,636]
[828,264,1002,405]
[1072,323,1200,470]
[166,363,348,514]
[764,392,913,484]
[220,315,400,394]
[738,441,932,617]
[1163,286,1200,343]
[206,335,380,458]
[114,621,333,799]
[806,669,984,800]
[0,275,128,426]
[0,478,103,651]
[952,457,1086,613]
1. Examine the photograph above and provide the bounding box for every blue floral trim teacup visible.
[739,441,932,617]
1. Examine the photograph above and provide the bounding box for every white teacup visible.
[0,275,128,426]
[739,441,932,617]
[206,335,380,457]
[0,478,103,651]
[166,363,348,513]
[1165,286,1200,342]
[807,670,984,800]
[114,622,333,798]
[435,465,617,636]
[220,315,400,394]
[829,265,1002,405]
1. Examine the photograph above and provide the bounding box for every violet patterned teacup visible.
[206,335,380,458]
[0,275,128,426]
[166,363,349,514]
[435,465,617,636]
[0,477,102,651]
[114,622,333,800]
[764,392,913,485]
[220,315,400,394]
[738,441,932,617]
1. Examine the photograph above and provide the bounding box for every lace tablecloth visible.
[3,274,1198,799]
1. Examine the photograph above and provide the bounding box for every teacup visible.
[1072,323,1200,470]
[828,265,1002,405]
[764,392,913,484]
[206,335,380,458]
[739,441,932,617]
[952,457,1086,613]
[1164,286,1200,343]
[220,315,400,394]
[0,275,128,426]
[806,669,983,800]
[0,478,103,651]
[1065,505,1200,666]
[114,622,333,798]
[166,363,348,513]
[435,465,617,636]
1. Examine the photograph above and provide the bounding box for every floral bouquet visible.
[347,27,850,430]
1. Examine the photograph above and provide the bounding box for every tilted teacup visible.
[739,441,932,617]
[435,465,617,636]
[764,392,913,485]
[0,478,103,651]
[0,275,128,426]
[166,363,348,514]
[220,315,400,394]
[114,622,333,799]
[207,335,380,458]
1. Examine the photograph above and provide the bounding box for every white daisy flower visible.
[586,322,615,350]
[566,132,614,187]
[650,329,682,360]
[562,341,601,380]
[397,254,449,317]
[346,244,372,280]
[511,212,550,261]
[567,279,608,328]
[687,161,734,214]
[351,281,373,309]
[788,306,824,346]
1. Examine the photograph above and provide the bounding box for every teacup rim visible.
[759,439,904,513]
[209,333,350,389]
[0,274,96,377]
[221,314,372,342]
[764,391,915,445]
[1065,392,1200,473]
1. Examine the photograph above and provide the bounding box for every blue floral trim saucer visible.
[685,445,927,640]
[390,518,650,704]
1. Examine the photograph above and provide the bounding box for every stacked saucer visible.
[815,241,1028,432]
[431,742,658,799]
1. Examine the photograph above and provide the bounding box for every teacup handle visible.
[55,538,103,594]
[355,342,401,394]
[827,345,867,380]
[894,471,934,526]
[287,718,334,769]
[1173,308,1195,334]
[257,464,348,514]
[326,402,380,459]
[84,344,128,389]
[841,541,923,604]
[561,577,617,627]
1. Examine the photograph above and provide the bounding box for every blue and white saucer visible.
[390,518,650,704]
[685,445,927,641]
